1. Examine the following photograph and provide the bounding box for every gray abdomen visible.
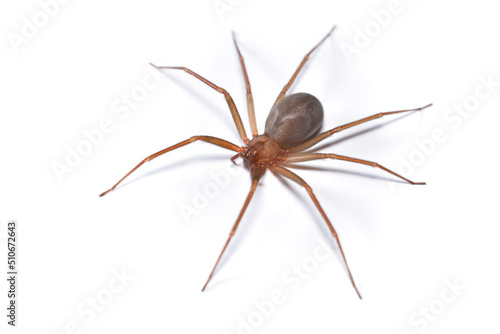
[264,93,323,148]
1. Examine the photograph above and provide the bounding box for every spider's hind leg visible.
[273,25,336,107]
[271,164,362,299]
[284,152,426,185]
[201,167,265,291]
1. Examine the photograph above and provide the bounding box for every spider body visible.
[241,92,323,175]
[100,25,432,298]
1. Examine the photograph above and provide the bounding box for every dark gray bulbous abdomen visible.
[264,93,323,148]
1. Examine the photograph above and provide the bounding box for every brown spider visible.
[99,25,431,298]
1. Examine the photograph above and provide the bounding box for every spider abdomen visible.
[264,92,324,148]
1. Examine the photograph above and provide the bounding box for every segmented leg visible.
[99,136,242,197]
[150,63,249,143]
[232,32,258,137]
[273,25,336,107]
[284,152,425,185]
[288,104,433,154]
[271,164,362,299]
[202,167,265,291]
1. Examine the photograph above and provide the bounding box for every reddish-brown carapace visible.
[100,25,432,299]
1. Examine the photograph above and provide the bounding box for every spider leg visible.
[202,167,265,291]
[230,152,243,165]
[271,164,362,299]
[150,64,249,143]
[99,136,242,197]
[288,103,433,153]
[284,152,425,185]
[273,25,336,107]
[232,32,258,137]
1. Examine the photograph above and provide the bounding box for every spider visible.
[100,25,431,298]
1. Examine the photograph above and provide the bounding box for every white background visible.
[1,0,499,333]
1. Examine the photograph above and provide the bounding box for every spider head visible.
[243,135,281,169]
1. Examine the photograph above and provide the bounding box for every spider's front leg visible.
[150,64,250,143]
[99,136,243,197]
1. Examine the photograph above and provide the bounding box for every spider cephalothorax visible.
[242,134,281,169]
